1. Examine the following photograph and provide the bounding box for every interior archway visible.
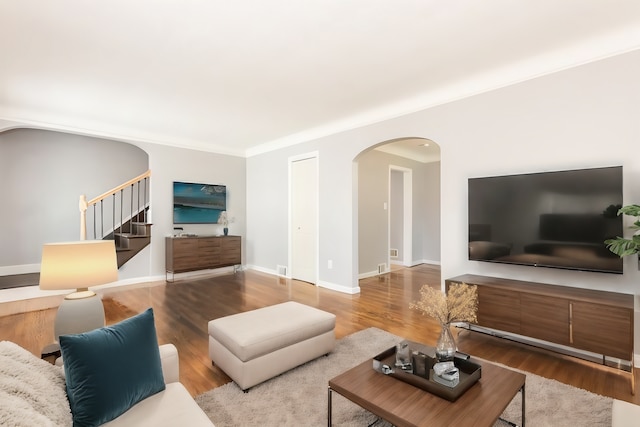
[0,127,149,286]
[355,137,441,280]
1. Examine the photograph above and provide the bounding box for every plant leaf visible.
[605,237,640,257]
[618,204,640,217]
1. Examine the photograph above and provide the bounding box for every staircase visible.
[110,214,152,268]
[80,170,152,268]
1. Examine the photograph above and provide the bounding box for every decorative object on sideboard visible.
[604,204,640,269]
[410,283,478,362]
[218,210,229,235]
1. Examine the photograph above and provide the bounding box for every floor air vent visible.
[277,265,288,276]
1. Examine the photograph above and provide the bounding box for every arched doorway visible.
[355,137,441,279]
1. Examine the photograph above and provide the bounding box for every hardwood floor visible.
[0,264,637,405]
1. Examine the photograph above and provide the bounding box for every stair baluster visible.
[78,170,152,267]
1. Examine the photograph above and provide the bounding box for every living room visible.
[4,36,639,310]
[2,2,640,425]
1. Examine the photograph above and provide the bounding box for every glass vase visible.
[436,323,456,362]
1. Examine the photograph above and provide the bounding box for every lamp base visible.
[64,288,96,300]
[54,292,105,341]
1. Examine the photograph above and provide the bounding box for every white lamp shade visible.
[39,240,118,291]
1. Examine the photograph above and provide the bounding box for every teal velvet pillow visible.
[59,308,165,427]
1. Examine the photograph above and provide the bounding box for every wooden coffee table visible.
[328,350,526,427]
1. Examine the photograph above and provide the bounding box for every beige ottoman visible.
[208,301,336,391]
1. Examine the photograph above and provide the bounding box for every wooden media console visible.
[165,235,241,281]
[446,274,635,393]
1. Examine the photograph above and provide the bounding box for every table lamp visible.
[39,240,118,341]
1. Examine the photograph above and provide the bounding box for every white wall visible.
[0,127,247,284]
[420,161,441,264]
[245,149,294,275]
[357,151,393,275]
[123,141,247,279]
[0,128,148,273]
[246,49,640,336]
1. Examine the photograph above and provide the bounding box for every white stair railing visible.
[79,170,151,240]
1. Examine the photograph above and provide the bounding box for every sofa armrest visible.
[159,344,179,384]
[612,399,640,426]
[55,343,180,385]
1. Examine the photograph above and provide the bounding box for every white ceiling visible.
[1,1,640,158]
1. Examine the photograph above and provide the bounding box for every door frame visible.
[288,151,319,283]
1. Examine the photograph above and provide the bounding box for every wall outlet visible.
[328,259,333,269]
[390,248,398,258]
[378,263,386,274]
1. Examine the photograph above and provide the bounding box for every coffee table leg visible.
[498,384,526,427]
[328,386,332,426]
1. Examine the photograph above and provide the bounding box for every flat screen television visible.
[468,166,623,274]
[173,181,226,224]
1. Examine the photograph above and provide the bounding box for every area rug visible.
[195,328,612,426]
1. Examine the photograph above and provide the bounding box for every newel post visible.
[79,194,88,240]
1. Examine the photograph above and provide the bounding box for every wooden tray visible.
[372,341,482,401]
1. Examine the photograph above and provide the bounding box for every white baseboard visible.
[246,264,280,277]
[418,259,441,266]
[245,265,359,294]
[390,260,424,267]
[0,264,40,275]
[358,270,381,279]
[316,279,360,294]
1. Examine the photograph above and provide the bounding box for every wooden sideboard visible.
[165,235,241,280]
[445,274,635,392]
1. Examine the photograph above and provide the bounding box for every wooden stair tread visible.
[115,233,149,239]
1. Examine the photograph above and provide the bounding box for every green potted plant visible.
[604,204,640,258]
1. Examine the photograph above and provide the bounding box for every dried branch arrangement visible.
[410,283,478,325]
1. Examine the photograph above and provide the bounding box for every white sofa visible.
[612,399,640,427]
[95,344,213,427]
[0,340,213,426]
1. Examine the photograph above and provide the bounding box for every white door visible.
[291,156,318,284]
